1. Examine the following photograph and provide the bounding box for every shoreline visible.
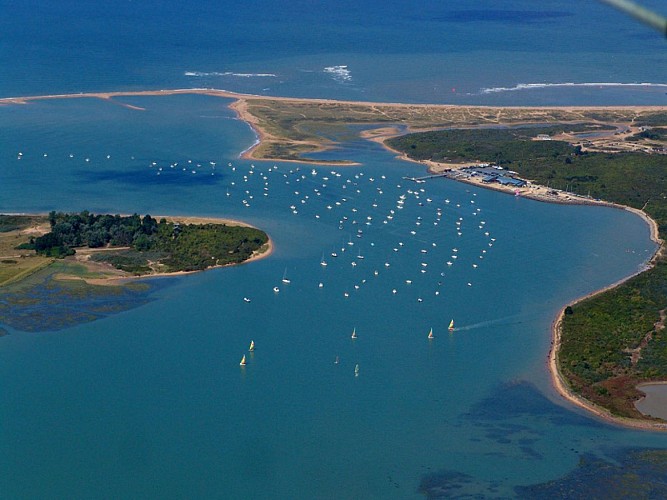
[75,214,275,285]
[374,130,667,431]
[2,212,273,287]
[548,284,667,432]
[82,236,274,286]
[4,87,667,111]
[228,97,361,166]
[545,207,665,431]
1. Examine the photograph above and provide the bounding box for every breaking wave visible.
[480,82,667,94]
[184,71,276,78]
[324,65,352,83]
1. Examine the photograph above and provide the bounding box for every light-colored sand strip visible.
[4,87,667,111]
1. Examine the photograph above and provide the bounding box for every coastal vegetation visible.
[1,212,269,282]
[233,95,667,163]
[386,124,667,420]
[0,215,53,287]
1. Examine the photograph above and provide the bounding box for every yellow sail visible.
[448,319,455,331]
[240,354,246,366]
[249,340,255,351]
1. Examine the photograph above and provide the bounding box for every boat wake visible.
[479,81,667,94]
[453,312,541,332]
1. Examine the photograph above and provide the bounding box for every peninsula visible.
[2,88,666,164]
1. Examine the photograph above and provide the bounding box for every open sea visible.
[1,1,667,498]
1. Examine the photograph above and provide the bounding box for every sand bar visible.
[2,88,666,165]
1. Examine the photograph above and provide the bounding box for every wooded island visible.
[1,211,270,285]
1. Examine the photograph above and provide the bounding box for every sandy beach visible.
[547,220,665,432]
[5,87,667,112]
[77,236,274,286]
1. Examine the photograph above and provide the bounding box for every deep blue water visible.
[1,0,665,105]
[1,2,667,498]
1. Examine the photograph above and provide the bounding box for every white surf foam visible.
[324,65,352,83]
[480,82,667,94]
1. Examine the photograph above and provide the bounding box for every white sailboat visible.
[351,327,357,339]
[249,340,255,352]
[354,364,360,377]
[240,355,247,366]
[428,328,434,340]
[282,268,291,284]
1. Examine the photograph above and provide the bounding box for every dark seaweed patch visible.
[0,272,169,332]
[516,448,667,499]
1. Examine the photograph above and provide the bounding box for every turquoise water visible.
[0,95,665,498]
[1,1,667,496]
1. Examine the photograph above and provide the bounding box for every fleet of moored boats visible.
[21,152,486,377]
